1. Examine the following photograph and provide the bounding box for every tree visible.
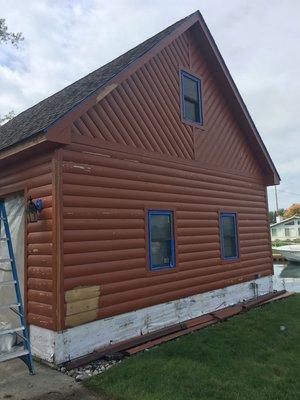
[269,208,285,224]
[0,18,23,47]
[283,204,300,219]
[0,19,23,123]
[0,110,15,125]
[268,211,276,224]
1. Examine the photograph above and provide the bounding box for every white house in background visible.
[270,215,300,241]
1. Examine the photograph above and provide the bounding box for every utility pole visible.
[274,185,279,215]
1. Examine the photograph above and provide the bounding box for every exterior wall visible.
[0,150,57,330]
[189,33,263,178]
[70,29,263,180]
[60,142,272,328]
[271,218,300,241]
[70,33,194,160]
[0,27,272,336]
[61,29,271,331]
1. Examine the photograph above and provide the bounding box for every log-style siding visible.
[70,29,263,179]
[0,151,56,329]
[71,33,194,160]
[0,23,274,333]
[61,143,272,325]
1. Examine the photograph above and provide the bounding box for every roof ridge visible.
[0,11,197,150]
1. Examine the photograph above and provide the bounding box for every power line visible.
[277,189,300,197]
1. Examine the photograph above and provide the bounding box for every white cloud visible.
[0,0,299,210]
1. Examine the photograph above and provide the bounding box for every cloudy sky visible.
[0,0,299,210]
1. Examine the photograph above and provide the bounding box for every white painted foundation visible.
[30,276,274,364]
[273,276,300,293]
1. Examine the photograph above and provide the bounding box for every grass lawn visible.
[86,295,300,400]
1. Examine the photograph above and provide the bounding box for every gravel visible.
[58,355,124,381]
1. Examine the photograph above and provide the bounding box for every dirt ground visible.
[0,358,100,400]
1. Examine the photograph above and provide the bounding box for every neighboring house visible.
[270,215,300,241]
[0,11,280,364]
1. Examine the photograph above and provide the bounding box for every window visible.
[271,228,277,237]
[285,221,294,226]
[220,212,239,260]
[148,210,175,270]
[181,70,203,125]
[285,228,290,237]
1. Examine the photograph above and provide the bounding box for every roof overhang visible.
[270,215,300,228]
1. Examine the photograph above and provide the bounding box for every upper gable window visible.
[181,70,203,125]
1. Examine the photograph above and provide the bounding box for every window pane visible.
[150,214,171,240]
[184,100,199,122]
[149,211,175,270]
[151,240,171,267]
[221,215,238,258]
[183,75,198,101]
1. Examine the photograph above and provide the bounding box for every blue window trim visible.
[180,70,203,125]
[148,210,176,271]
[220,212,239,260]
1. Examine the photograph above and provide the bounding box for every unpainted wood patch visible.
[65,285,100,328]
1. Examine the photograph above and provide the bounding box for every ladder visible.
[0,201,35,374]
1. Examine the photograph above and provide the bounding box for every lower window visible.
[220,212,239,260]
[148,210,175,270]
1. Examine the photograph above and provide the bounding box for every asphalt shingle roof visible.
[0,13,192,151]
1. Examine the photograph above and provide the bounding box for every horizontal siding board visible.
[62,172,266,202]
[0,151,55,330]
[97,270,271,319]
[62,148,264,190]
[61,146,272,323]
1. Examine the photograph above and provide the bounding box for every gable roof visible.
[270,215,300,228]
[0,10,280,184]
[0,13,189,152]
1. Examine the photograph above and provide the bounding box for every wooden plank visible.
[65,322,184,370]
[259,291,295,305]
[66,297,99,316]
[65,285,101,302]
[211,305,243,320]
[65,309,99,327]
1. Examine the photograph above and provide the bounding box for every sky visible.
[0,0,299,211]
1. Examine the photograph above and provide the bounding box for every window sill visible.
[220,257,240,265]
[146,265,177,275]
[181,117,206,131]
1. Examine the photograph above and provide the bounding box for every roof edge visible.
[194,14,280,184]
[270,215,300,227]
[0,11,201,157]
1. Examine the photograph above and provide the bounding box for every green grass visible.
[272,238,300,248]
[86,295,300,400]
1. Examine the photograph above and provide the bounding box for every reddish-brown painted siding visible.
[61,142,272,325]
[188,32,262,177]
[0,151,56,330]
[0,26,273,332]
[70,29,263,180]
[71,33,194,160]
